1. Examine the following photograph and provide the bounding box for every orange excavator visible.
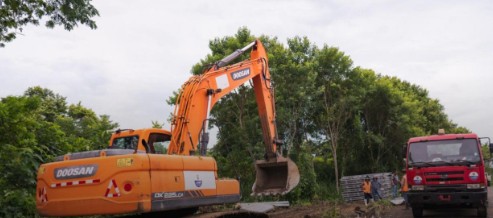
[36,40,299,216]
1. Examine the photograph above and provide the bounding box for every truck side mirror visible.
[403,145,407,158]
[489,143,493,154]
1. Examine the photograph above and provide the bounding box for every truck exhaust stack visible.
[252,156,300,196]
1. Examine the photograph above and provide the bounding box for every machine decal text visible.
[54,164,98,180]
[230,68,250,80]
[153,192,184,200]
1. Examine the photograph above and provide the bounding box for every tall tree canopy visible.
[0,0,99,47]
[179,28,469,201]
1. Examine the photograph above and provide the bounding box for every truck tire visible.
[477,204,487,217]
[412,206,423,217]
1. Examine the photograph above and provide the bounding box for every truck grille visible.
[425,184,467,192]
[426,177,463,182]
[424,171,465,183]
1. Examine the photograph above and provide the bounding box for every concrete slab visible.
[239,203,275,213]
[390,197,405,205]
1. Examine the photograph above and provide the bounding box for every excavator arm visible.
[169,40,276,156]
[168,40,299,195]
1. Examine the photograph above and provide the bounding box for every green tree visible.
[181,28,322,199]
[357,75,415,172]
[0,0,99,47]
[24,86,67,122]
[151,120,164,128]
[269,36,319,200]
[0,96,44,216]
[0,87,117,216]
[273,36,317,155]
[168,29,471,202]
[341,70,469,174]
[310,45,357,193]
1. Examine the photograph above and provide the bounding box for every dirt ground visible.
[191,200,399,218]
[267,200,396,218]
[189,187,493,218]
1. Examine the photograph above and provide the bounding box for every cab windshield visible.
[111,135,139,150]
[408,139,480,166]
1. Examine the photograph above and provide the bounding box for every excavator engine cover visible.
[252,156,300,196]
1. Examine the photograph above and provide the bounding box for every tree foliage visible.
[0,86,117,217]
[0,0,99,47]
[185,28,468,201]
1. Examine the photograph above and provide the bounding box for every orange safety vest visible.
[401,176,409,192]
[362,181,371,193]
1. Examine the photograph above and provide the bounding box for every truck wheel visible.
[412,206,423,217]
[477,204,487,217]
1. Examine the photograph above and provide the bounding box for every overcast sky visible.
[1,0,493,140]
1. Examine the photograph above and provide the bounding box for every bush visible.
[285,143,318,202]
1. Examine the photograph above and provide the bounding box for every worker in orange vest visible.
[361,175,373,206]
[401,174,409,209]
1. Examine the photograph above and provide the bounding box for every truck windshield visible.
[111,136,139,149]
[408,139,480,166]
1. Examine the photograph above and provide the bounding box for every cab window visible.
[148,133,171,154]
[111,136,139,149]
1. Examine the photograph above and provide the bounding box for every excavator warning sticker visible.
[184,171,216,190]
[51,179,100,188]
[116,158,134,167]
[105,179,121,198]
[38,187,48,203]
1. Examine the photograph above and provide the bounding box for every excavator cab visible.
[253,156,300,196]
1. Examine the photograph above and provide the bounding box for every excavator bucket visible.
[252,156,300,196]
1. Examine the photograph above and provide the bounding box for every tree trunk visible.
[332,144,339,193]
[329,129,340,194]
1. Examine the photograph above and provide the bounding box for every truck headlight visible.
[411,185,424,191]
[467,184,481,189]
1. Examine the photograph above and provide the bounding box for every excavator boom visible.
[169,40,299,195]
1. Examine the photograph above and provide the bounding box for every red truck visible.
[404,129,490,217]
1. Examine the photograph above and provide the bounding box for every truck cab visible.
[405,130,488,217]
